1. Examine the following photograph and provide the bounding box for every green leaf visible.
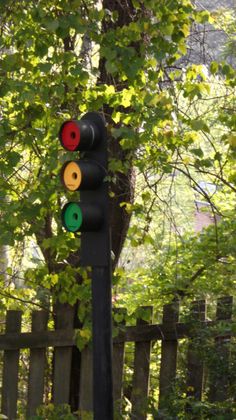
[190,120,210,133]
[38,62,52,73]
[214,152,222,161]
[2,53,21,71]
[228,134,236,149]
[105,60,118,74]
[8,151,21,166]
[44,19,59,32]
[222,64,231,76]
[162,23,174,35]
[190,148,204,158]
[210,61,219,75]
[195,10,211,24]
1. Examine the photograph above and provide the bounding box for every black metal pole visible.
[92,266,113,420]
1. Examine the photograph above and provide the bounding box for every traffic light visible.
[59,112,110,266]
[59,113,114,418]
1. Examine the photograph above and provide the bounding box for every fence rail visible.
[0,296,235,419]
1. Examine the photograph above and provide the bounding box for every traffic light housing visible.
[59,112,110,267]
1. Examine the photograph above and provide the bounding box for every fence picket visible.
[53,303,74,404]
[209,296,233,402]
[113,308,126,408]
[79,346,93,413]
[186,300,206,416]
[1,310,22,419]
[158,300,179,409]
[27,311,48,417]
[131,306,153,420]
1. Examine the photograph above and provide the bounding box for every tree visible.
[0,0,203,295]
[0,0,235,410]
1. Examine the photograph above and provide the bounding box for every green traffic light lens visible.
[62,203,83,232]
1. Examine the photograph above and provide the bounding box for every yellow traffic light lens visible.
[62,161,82,191]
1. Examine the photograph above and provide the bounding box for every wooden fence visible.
[0,296,236,419]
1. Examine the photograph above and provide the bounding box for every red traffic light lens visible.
[60,121,80,151]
